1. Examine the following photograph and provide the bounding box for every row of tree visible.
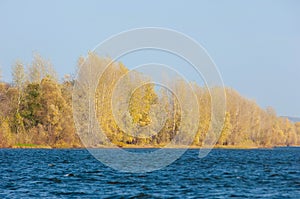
[0,53,299,148]
[0,54,81,148]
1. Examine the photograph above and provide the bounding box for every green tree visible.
[21,83,42,130]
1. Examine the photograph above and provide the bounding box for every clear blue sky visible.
[0,0,299,117]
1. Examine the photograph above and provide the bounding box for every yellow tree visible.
[40,77,67,146]
[218,112,232,145]
[295,122,300,145]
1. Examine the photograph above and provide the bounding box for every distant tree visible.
[21,83,42,130]
[295,122,300,145]
[39,77,80,147]
[28,53,58,83]
[11,61,27,134]
[218,112,232,145]
[283,119,297,146]
[0,119,13,147]
[0,65,2,81]
[12,61,27,89]
[1,53,299,148]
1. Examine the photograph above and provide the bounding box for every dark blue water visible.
[0,148,299,198]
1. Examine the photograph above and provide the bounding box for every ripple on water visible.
[0,148,299,198]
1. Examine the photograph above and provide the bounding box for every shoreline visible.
[2,145,299,150]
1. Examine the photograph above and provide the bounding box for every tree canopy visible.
[0,53,299,148]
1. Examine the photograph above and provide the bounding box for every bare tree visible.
[12,61,27,89]
[28,53,58,83]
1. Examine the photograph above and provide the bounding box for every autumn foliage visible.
[0,54,299,148]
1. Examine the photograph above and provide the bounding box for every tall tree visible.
[21,83,42,131]
[2,53,300,148]
[28,53,58,83]
[11,61,27,134]
[218,112,232,145]
[12,61,27,88]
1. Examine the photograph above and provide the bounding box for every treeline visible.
[0,54,81,148]
[0,53,299,148]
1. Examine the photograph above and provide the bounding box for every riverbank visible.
[3,144,299,149]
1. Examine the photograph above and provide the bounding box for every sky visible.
[0,0,299,117]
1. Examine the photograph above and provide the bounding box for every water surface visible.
[0,148,299,198]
